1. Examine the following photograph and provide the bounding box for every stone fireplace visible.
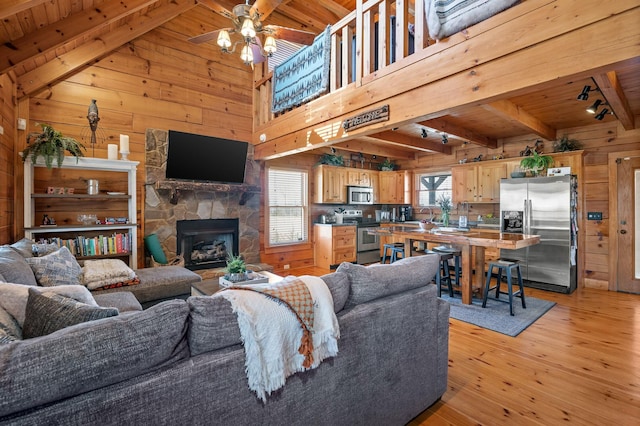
[177,218,239,270]
[144,129,262,272]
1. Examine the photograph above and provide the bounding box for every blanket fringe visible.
[299,328,314,368]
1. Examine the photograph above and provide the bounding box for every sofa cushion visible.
[336,253,440,307]
[0,299,190,418]
[22,289,119,339]
[0,246,38,286]
[0,282,98,327]
[0,306,21,342]
[25,246,82,287]
[188,295,241,356]
[320,271,350,312]
[92,266,201,304]
[92,291,143,312]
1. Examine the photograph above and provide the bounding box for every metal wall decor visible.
[342,105,389,132]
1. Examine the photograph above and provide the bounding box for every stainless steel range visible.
[341,210,381,264]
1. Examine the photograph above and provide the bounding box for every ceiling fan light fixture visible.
[241,17,256,39]
[217,30,232,50]
[586,99,602,114]
[240,43,254,64]
[263,35,277,56]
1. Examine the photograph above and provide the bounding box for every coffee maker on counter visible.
[399,206,412,221]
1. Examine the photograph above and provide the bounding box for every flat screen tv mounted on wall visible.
[166,130,248,184]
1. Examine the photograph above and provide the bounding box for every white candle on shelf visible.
[107,144,118,160]
[119,134,130,153]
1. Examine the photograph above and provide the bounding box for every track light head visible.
[577,85,591,101]
[421,128,428,138]
[330,147,336,154]
[441,134,448,144]
[595,108,610,120]
[586,99,602,114]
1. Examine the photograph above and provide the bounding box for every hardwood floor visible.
[274,265,640,425]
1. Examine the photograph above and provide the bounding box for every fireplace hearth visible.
[177,219,239,271]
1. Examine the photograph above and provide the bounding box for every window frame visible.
[266,166,309,247]
[415,171,453,207]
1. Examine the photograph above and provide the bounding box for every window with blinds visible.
[416,173,452,206]
[268,167,308,245]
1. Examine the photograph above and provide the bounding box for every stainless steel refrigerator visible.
[499,175,577,293]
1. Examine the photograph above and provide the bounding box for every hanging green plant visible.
[553,135,582,152]
[21,123,86,168]
[520,151,554,176]
[317,153,344,166]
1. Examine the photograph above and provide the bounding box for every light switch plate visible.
[17,118,26,130]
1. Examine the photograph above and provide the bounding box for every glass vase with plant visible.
[437,195,452,227]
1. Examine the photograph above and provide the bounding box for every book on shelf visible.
[35,232,132,258]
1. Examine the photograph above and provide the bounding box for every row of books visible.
[36,233,132,257]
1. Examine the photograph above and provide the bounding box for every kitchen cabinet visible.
[452,163,506,203]
[378,171,412,204]
[314,224,356,269]
[314,165,347,203]
[24,156,139,268]
[347,170,375,187]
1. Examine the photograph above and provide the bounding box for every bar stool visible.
[482,259,526,316]
[433,246,462,287]
[382,243,405,264]
[424,250,454,297]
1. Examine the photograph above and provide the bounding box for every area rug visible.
[440,294,556,337]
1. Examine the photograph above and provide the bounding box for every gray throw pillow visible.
[32,242,62,257]
[320,271,350,313]
[25,246,82,287]
[10,238,36,258]
[0,306,21,343]
[22,289,118,338]
[336,253,440,308]
[0,246,38,286]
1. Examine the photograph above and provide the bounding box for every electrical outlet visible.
[283,264,290,270]
[587,212,602,220]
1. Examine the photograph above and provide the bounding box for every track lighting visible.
[576,85,600,101]
[595,108,610,120]
[441,134,448,144]
[586,99,602,114]
[421,128,428,138]
[330,147,336,154]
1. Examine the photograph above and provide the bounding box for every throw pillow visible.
[320,271,350,313]
[25,246,82,287]
[32,242,61,257]
[0,326,18,344]
[0,246,38,286]
[0,282,98,327]
[336,253,440,308]
[0,305,21,342]
[81,259,136,290]
[10,238,35,258]
[22,288,118,338]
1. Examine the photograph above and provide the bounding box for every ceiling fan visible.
[189,0,316,65]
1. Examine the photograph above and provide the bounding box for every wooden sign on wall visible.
[342,105,389,132]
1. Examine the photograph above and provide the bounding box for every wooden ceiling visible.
[1,0,638,160]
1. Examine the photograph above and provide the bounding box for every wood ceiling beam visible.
[16,0,196,99]
[316,0,351,18]
[251,0,287,20]
[0,0,48,20]
[0,0,158,75]
[333,138,415,160]
[276,3,336,33]
[366,130,453,154]
[481,100,556,141]
[593,71,636,130]
[417,117,498,148]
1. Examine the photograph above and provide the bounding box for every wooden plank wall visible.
[0,73,15,244]
[404,120,640,290]
[12,9,253,262]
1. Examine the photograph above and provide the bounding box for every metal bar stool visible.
[433,246,462,287]
[424,250,454,297]
[382,243,405,264]
[482,259,526,316]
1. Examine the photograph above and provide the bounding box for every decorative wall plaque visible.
[342,105,389,132]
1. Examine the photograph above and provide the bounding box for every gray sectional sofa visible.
[0,251,449,425]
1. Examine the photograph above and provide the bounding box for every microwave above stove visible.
[347,186,374,205]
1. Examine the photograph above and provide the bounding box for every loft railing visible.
[253,0,436,127]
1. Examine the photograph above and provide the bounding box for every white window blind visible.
[268,168,308,245]
[417,173,452,206]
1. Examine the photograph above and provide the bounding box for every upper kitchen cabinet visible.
[379,171,412,204]
[315,165,347,204]
[452,163,506,203]
[347,170,376,187]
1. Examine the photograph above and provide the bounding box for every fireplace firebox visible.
[177,219,239,270]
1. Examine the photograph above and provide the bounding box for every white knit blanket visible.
[216,275,340,402]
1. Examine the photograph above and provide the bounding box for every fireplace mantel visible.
[155,180,260,205]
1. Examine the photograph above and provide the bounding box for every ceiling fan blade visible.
[188,28,235,44]
[250,0,283,21]
[264,25,316,45]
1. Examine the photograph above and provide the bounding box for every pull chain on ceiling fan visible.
[189,0,316,65]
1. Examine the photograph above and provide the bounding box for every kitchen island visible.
[367,226,540,304]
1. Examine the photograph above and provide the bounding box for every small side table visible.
[191,271,284,296]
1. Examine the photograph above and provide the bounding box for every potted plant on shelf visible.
[224,253,248,283]
[519,151,554,177]
[21,123,86,168]
[437,195,452,227]
[553,135,582,152]
[317,153,344,166]
[378,158,396,171]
